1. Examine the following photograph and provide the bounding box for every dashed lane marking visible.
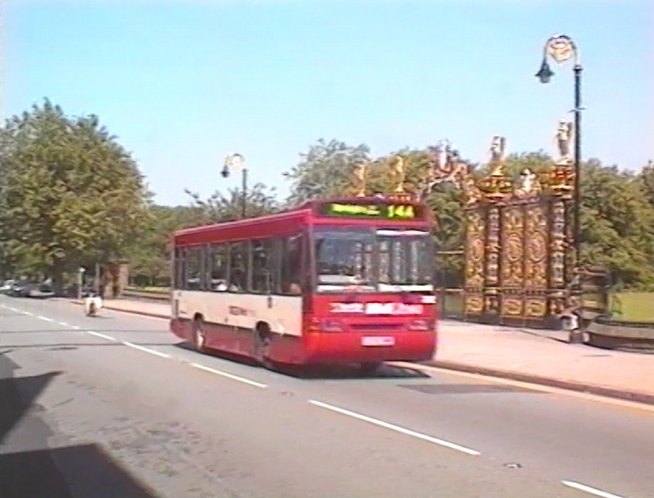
[308,399,481,456]
[122,341,171,359]
[562,480,627,498]
[191,363,267,389]
[86,331,118,342]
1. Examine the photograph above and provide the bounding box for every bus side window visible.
[208,243,228,292]
[228,241,248,293]
[186,246,203,290]
[281,234,302,295]
[251,239,273,294]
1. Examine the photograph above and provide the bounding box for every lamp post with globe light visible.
[77,267,86,300]
[221,153,247,218]
[535,34,584,343]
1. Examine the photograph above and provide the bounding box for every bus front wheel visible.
[192,318,208,353]
[254,323,273,369]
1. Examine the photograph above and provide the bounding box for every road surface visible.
[1,295,653,498]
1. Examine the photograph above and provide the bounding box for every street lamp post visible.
[221,153,247,218]
[535,34,584,343]
[77,267,86,300]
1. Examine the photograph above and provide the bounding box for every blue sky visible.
[4,0,653,206]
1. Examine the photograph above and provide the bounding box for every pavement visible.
[96,298,654,406]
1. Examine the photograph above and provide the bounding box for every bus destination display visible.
[321,202,421,220]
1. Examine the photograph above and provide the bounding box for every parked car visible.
[8,281,30,297]
[0,280,15,294]
[29,281,55,298]
[6,280,54,298]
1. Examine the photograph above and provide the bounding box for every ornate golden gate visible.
[438,136,577,328]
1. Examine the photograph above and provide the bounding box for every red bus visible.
[170,196,437,372]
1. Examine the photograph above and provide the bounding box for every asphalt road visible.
[1,295,653,498]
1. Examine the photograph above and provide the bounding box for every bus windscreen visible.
[314,228,433,293]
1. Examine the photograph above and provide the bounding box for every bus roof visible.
[174,196,432,245]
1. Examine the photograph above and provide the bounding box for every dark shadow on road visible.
[173,341,430,380]
[0,353,160,498]
[174,341,261,366]
[0,444,160,498]
[0,353,60,445]
[287,362,431,380]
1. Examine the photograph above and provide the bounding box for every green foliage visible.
[580,159,654,287]
[127,184,279,285]
[638,160,654,208]
[185,183,279,223]
[126,205,204,286]
[283,138,370,204]
[0,100,149,287]
[502,151,553,178]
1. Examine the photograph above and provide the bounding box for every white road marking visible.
[71,325,81,330]
[37,315,56,323]
[190,363,267,389]
[308,399,481,456]
[58,321,70,327]
[122,341,171,359]
[86,331,118,342]
[562,480,627,498]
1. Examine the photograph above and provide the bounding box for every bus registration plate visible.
[362,336,395,347]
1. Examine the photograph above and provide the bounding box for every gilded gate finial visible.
[554,119,574,165]
[479,136,512,201]
[353,161,368,197]
[488,136,507,176]
[390,155,406,193]
[549,120,575,197]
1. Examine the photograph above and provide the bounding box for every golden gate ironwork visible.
[430,136,578,328]
[465,158,575,327]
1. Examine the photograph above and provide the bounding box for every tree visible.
[126,183,279,287]
[502,151,553,178]
[580,159,654,287]
[638,160,654,210]
[284,138,370,204]
[0,100,149,290]
[184,183,279,223]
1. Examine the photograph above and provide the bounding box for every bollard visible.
[561,311,584,344]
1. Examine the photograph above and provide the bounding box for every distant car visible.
[8,281,30,297]
[0,280,15,294]
[6,281,53,298]
[28,281,55,299]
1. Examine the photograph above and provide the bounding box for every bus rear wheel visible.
[192,318,208,353]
